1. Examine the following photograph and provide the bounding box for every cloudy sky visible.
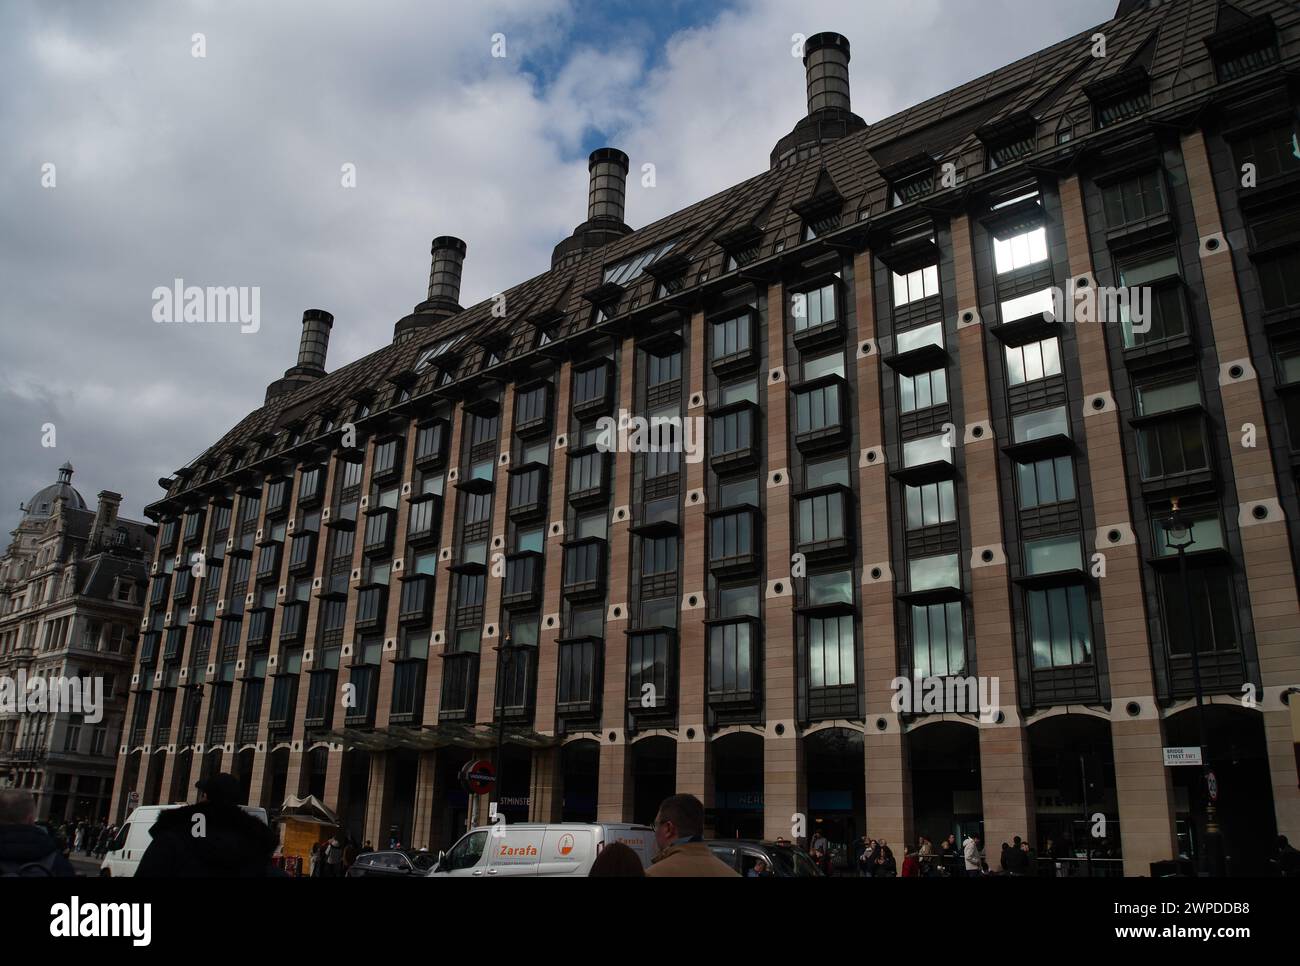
[0,0,1118,535]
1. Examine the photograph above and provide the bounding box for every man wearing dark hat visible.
[135,773,278,877]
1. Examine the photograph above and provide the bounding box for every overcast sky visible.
[0,0,1118,536]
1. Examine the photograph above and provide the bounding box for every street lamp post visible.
[1161,497,1223,877]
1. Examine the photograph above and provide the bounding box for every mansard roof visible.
[152,0,1300,513]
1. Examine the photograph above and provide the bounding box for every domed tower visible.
[19,462,87,520]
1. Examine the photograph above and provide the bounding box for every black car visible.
[346,849,436,878]
[707,840,823,877]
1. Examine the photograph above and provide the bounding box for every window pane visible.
[1029,592,1052,668]
[1012,407,1069,443]
[999,288,1055,324]
[1024,535,1083,574]
[1136,378,1199,416]
[909,553,959,591]
[803,352,845,381]
[903,434,950,467]
[806,457,850,489]
[896,322,943,354]
[993,226,1048,274]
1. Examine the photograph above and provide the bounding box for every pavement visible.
[67,852,105,876]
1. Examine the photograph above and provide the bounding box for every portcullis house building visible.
[113,0,1300,875]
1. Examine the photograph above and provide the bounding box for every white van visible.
[99,803,269,877]
[428,823,656,877]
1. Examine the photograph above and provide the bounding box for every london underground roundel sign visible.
[461,759,496,795]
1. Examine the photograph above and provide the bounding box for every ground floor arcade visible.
[111,704,1296,876]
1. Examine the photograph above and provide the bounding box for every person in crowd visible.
[962,833,983,877]
[323,835,344,877]
[98,825,115,857]
[874,841,897,877]
[1273,835,1300,877]
[900,850,920,878]
[811,828,829,855]
[1020,839,1036,876]
[342,837,359,873]
[1041,837,1056,861]
[360,840,373,855]
[857,838,874,877]
[999,841,1012,873]
[645,794,738,877]
[0,789,75,876]
[135,773,278,877]
[589,841,646,877]
[1006,836,1027,875]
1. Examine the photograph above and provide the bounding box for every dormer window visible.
[988,133,1035,169]
[602,236,679,286]
[414,334,464,374]
[891,170,933,208]
[1206,13,1279,83]
[978,113,1038,170]
[1086,67,1151,129]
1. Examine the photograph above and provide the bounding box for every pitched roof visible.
[156,0,1299,509]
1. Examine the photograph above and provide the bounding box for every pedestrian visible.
[874,841,897,877]
[811,828,829,855]
[135,773,278,877]
[342,837,359,873]
[0,789,75,876]
[857,838,874,876]
[588,841,645,877]
[901,851,920,877]
[962,833,983,877]
[645,793,738,877]
[360,839,373,855]
[1021,839,1036,876]
[323,835,344,877]
[1273,835,1300,877]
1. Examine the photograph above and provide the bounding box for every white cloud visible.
[0,0,1117,533]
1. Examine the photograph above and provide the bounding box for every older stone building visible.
[114,0,1299,875]
[0,464,152,822]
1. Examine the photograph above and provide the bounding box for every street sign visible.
[460,759,496,795]
[1163,746,1203,767]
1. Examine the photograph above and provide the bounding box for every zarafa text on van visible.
[497,843,539,857]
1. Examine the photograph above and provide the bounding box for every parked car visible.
[707,839,823,877]
[100,804,269,877]
[428,823,657,877]
[346,849,436,877]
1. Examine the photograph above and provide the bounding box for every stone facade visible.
[112,1,1300,875]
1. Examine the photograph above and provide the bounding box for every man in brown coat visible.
[645,793,738,877]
